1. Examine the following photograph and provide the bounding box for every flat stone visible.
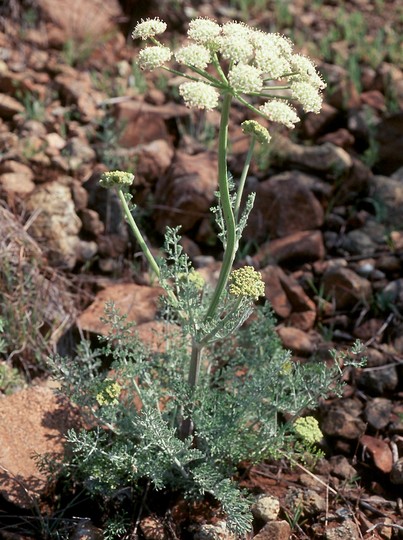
[77,283,162,336]
[253,231,325,267]
[0,172,35,196]
[321,401,366,440]
[277,326,315,356]
[325,519,360,540]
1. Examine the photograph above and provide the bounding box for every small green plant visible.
[51,17,361,536]
[17,90,47,122]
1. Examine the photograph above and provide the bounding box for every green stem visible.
[117,188,160,278]
[204,93,236,321]
[234,136,255,221]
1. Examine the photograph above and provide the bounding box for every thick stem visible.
[204,93,236,321]
[117,188,160,278]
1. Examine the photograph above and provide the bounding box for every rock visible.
[79,208,105,236]
[114,100,188,148]
[381,278,403,309]
[55,71,102,122]
[62,136,97,170]
[369,175,403,228]
[260,266,292,319]
[322,266,372,310]
[245,171,324,242]
[193,521,235,540]
[303,102,339,138]
[321,399,366,440]
[25,182,85,269]
[260,265,316,329]
[70,521,103,540]
[36,0,122,40]
[271,135,352,179]
[325,519,361,540]
[318,128,355,149]
[253,520,291,540]
[277,326,315,356]
[253,231,325,267]
[364,398,393,430]
[251,495,280,522]
[136,321,184,354]
[285,488,326,516]
[340,229,376,256]
[140,515,166,540]
[135,139,175,185]
[154,151,218,233]
[0,172,36,198]
[376,112,403,174]
[77,283,162,336]
[0,384,77,507]
[358,364,399,396]
[360,435,393,474]
[390,457,403,485]
[329,455,357,480]
[0,93,24,119]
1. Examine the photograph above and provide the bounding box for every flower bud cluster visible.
[294,416,323,444]
[131,17,326,126]
[229,266,265,300]
[99,170,134,189]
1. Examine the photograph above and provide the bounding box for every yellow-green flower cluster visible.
[228,266,265,300]
[96,379,122,406]
[241,120,271,144]
[99,170,134,189]
[294,416,323,444]
[132,17,326,125]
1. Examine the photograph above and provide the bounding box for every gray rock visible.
[369,174,403,229]
[340,229,376,256]
[321,400,366,440]
[252,495,280,522]
[390,458,403,485]
[325,519,361,540]
[364,398,393,430]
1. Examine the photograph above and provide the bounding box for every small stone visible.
[321,401,366,440]
[0,172,35,196]
[0,93,24,119]
[390,458,403,485]
[324,519,361,540]
[358,365,399,395]
[340,229,376,256]
[322,266,372,309]
[79,208,105,236]
[253,231,325,267]
[360,435,393,474]
[277,327,315,356]
[253,520,291,540]
[193,521,235,540]
[140,515,166,540]
[364,398,393,430]
[285,488,326,516]
[77,283,162,336]
[329,455,357,480]
[251,494,280,522]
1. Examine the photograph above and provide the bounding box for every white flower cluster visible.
[132,17,326,125]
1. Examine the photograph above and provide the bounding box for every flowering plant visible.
[51,18,362,537]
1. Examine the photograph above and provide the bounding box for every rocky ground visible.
[0,0,403,538]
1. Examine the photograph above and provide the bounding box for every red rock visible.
[154,151,218,233]
[360,90,386,112]
[277,326,315,356]
[322,266,372,310]
[253,520,291,540]
[260,265,292,318]
[253,231,325,267]
[360,435,393,474]
[0,93,24,119]
[77,283,163,335]
[318,128,355,149]
[303,102,339,138]
[245,171,324,242]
